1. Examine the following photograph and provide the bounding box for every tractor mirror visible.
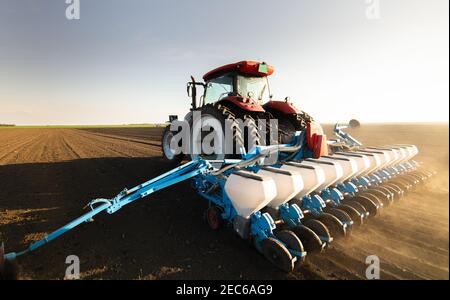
[187,84,192,97]
[349,119,360,129]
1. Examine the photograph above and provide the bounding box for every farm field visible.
[0,124,448,280]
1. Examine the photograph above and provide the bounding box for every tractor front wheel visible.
[161,125,184,165]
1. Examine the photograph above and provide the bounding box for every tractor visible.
[161,61,327,165]
[1,61,433,277]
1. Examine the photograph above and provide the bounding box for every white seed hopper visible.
[257,167,304,209]
[333,152,372,177]
[317,155,359,184]
[301,159,344,191]
[224,171,277,219]
[280,162,326,199]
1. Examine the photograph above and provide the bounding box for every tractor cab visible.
[166,60,327,165]
[188,61,274,112]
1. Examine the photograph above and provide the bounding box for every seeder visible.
[1,61,434,277]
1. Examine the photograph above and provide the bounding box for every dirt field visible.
[0,124,448,280]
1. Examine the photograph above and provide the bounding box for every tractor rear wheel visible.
[264,109,314,144]
[190,104,261,165]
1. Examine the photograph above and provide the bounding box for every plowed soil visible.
[0,124,448,280]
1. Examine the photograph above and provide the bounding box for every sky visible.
[0,0,448,125]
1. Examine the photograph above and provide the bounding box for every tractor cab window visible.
[237,76,270,103]
[203,74,234,105]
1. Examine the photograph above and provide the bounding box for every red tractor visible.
[161,61,328,163]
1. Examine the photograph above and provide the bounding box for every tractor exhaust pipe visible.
[187,76,206,111]
[188,76,197,110]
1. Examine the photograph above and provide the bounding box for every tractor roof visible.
[203,61,274,81]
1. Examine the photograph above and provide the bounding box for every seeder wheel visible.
[418,172,429,181]
[338,204,364,226]
[261,238,295,272]
[349,195,379,217]
[364,188,391,206]
[401,174,420,185]
[323,208,353,236]
[205,206,224,230]
[343,200,369,219]
[316,213,346,237]
[382,183,404,201]
[414,170,433,179]
[390,179,411,192]
[291,225,324,254]
[398,175,418,187]
[276,230,306,265]
[360,191,387,208]
[373,186,395,202]
[407,172,425,182]
[303,219,333,246]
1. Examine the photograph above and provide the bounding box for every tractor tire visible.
[161,125,185,166]
[263,109,314,144]
[254,111,279,146]
[191,104,261,163]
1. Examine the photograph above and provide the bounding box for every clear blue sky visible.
[0,0,448,125]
